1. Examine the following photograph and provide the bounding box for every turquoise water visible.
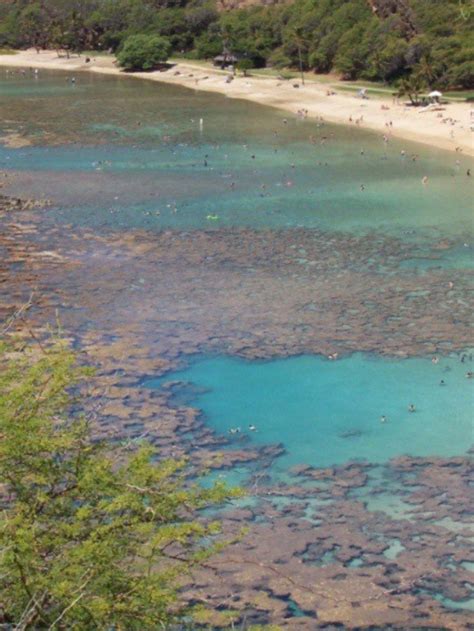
[2,67,473,474]
[1,67,473,240]
[3,66,474,621]
[148,353,474,470]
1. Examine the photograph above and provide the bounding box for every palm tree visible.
[397,74,426,106]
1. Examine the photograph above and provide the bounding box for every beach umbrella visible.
[429,90,442,98]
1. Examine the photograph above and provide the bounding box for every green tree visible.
[117,33,171,70]
[194,28,223,59]
[0,7,22,48]
[87,0,139,51]
[0,333,239,629]
[333,23,371,79]
[397,73,427,105]
[237,58,254,76]
[445,60,474,89]
[17,3,51,51]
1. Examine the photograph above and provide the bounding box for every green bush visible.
[117,34,171,71]
[237,58,254,75]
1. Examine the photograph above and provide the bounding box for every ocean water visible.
[3,68,474,616]
[147,353,474,471]
[1,67,473,242]
[1,66,473,476]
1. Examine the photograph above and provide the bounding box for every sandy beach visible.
[1,49,473,155]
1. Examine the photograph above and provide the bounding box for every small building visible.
[213,51,241,68]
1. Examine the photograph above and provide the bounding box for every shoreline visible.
[0,49,473,156]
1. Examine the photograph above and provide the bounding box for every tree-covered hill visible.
[0,0,473,88]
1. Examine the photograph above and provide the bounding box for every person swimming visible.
[380,415,387,423]
[408,404,416,413]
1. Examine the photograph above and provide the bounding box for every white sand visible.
[1,49,473,156]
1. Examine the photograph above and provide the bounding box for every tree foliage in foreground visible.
[0,334,239,629]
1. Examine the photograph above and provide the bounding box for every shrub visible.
[237,58,254,76]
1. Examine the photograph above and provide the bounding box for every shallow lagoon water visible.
[1,68,473,241]
[2,68,473,470]
[2,67,474,623]
[2,68,473,464]
[148,353,474,470]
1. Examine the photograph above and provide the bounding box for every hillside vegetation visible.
[0,0,472,88]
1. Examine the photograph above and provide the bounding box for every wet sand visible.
[0,49,473,155]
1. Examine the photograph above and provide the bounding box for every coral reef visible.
[1,197,472,628]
